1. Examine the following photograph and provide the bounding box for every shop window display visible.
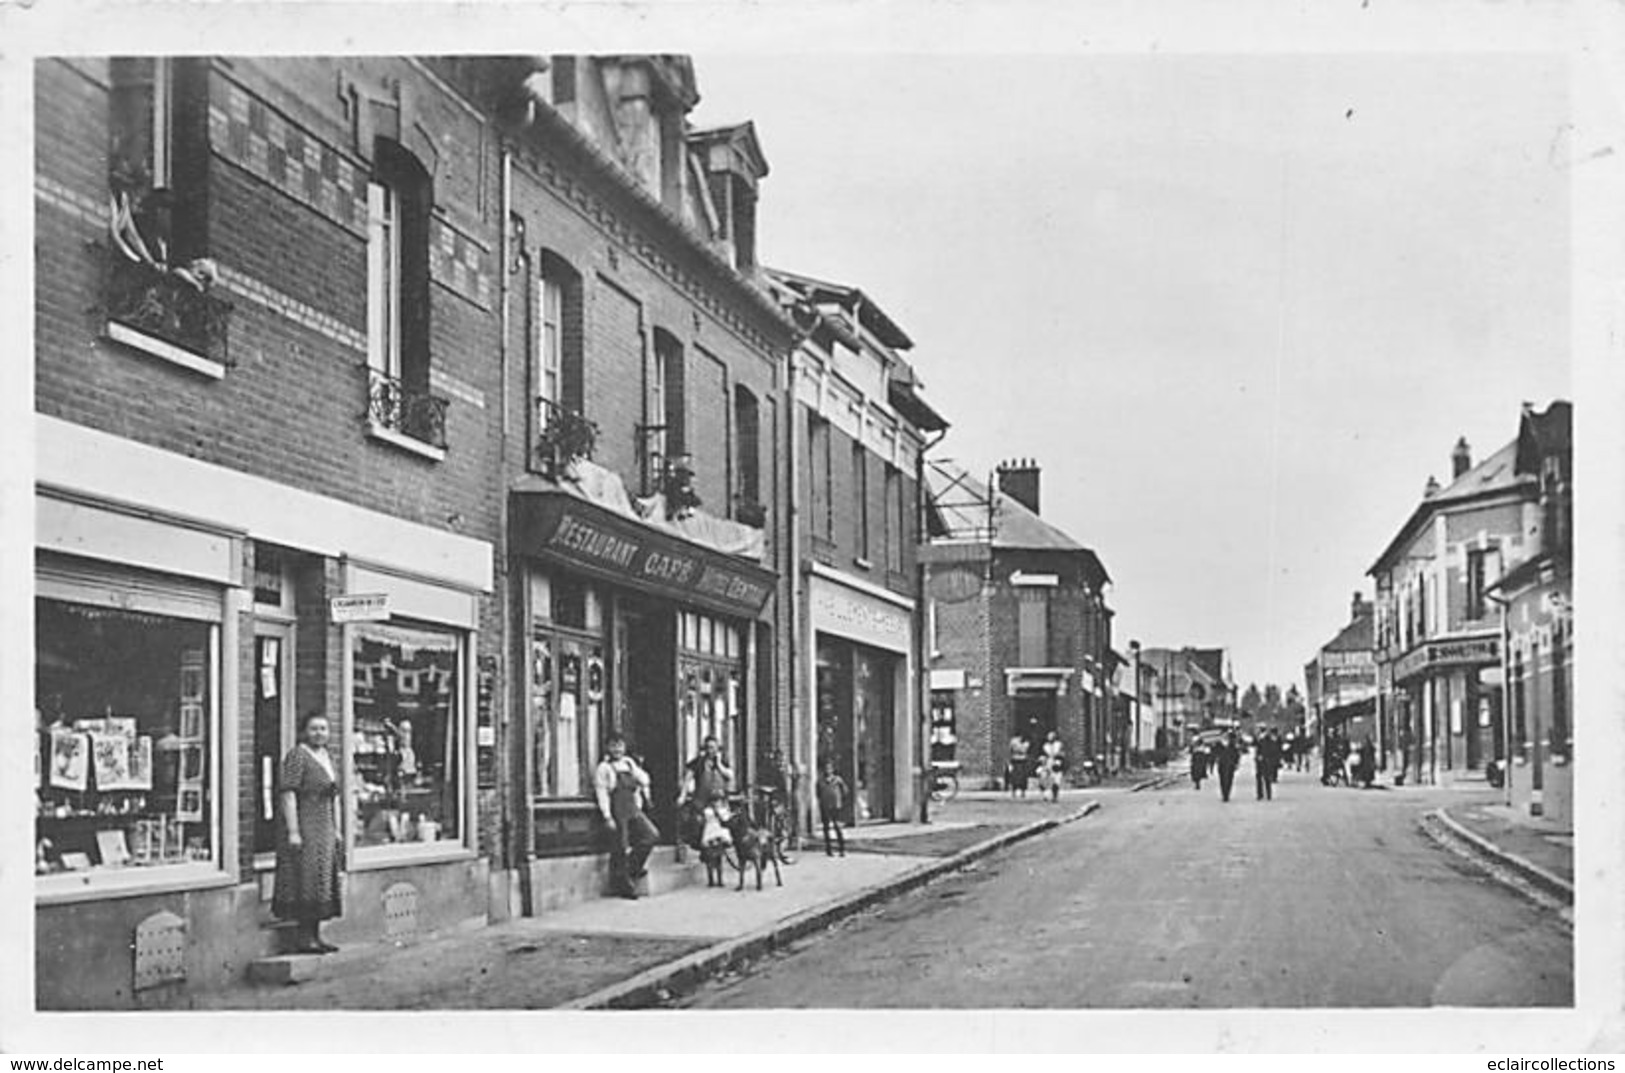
[530,572,606,800]
[35,599,215,875]
[352,622,462,846]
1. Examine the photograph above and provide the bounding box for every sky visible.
[690,48,1574,691]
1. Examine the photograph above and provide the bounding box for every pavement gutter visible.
[557,798,1103,1010]
[1420,807,1574,911]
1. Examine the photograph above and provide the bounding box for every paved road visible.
[678,766,1572,1008]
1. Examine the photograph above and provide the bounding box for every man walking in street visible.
[1255,727,1282,800]
[1215,730,1241,803]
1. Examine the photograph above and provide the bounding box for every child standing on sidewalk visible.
[817,763,848,857]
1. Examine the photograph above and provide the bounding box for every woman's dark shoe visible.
[313,939,339,954]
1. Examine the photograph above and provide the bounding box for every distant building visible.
[923,460,1114,788]
[1139,647,1234,745]
[1487,402,1573,822]
[1305,593,1378,752]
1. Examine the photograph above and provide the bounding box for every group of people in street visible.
[1005,729,1066,802]
[1183,724,1385,807]
[1320,727,1378,788]
[1188,727,1286,803]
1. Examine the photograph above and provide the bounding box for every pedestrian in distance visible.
[1255,727,1282,800]
[1038,731,1065,802]
[594,733,660,899]
[1190,741,1209,790]
[1214,730,1241,803]
[817,762,849,857]
[1354,736,1377,789]
[1007,731,1031,798]
[273,711,344,954]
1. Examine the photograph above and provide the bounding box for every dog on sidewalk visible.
[725,803,782,891]
[697,801,732,888]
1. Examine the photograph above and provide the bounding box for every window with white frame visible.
[352,620,464,848]
[364,140,441,449]
[35,593,219,883]
[367,179,402,382]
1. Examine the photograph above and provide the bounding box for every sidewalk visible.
[195,790,1105,1011]
[1424,797,1574,909]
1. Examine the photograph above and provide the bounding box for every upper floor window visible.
[733,386,762,523]
[644,329,688,495]
[885,465,906,573]
[808,413,833,546]
[105,59,230,372]
[109,58,175,193]
[365,140,445,455]
[1465,546,1500,622]
[1017,588,1051,667]
[852,443,870,564]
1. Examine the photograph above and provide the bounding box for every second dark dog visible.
[725,804,782,891]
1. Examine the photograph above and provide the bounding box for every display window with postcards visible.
[351,620,466,851]
[528,571,607,802]
[35,563,223,895]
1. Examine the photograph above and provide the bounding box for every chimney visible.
[1352,591,1371,620]
[997,458,1041,515]
[1452,436,1471,480]
[1424,475,1441,498]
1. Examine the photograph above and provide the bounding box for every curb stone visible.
[556,798,1103,1010]
[1420,807,1573,921]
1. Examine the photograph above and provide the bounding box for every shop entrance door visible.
[252,625,293,862]
[623,605,677,840]
[1013,694,1057,748]
[853,647,895,823]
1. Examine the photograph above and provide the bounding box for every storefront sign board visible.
[515,493,776,617]
[810,576,912,653]
[1394,635,1500,682]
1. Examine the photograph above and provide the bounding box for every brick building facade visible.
[32,53,804,1008]
[923,461,1114,790]
[35,56,503,1007]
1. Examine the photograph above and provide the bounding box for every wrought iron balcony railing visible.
[103,249,233,366]
[367,367,450,450]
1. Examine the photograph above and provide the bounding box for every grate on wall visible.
[133,911,186,992]
[382,882,419,939]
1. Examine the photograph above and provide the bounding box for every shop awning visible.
[1323,697,1376,728]
[512,490,777,619]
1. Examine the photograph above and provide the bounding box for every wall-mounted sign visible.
[330,593,389,622]
[930,669,966,691]
[929,565,982,604]
[1394,635,1500,682]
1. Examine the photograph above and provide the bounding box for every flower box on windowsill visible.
[104,320,227,380]
[101,253,233,377]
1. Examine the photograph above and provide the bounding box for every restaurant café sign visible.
[516,494,775,617]
[1394,635,1500,682]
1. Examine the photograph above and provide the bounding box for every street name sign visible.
[330,593,390,622]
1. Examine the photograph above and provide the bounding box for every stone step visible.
[247,849,703,986]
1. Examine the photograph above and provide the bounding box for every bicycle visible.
[929,761,961,802]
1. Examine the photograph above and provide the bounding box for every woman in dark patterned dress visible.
[273,712,343,953]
